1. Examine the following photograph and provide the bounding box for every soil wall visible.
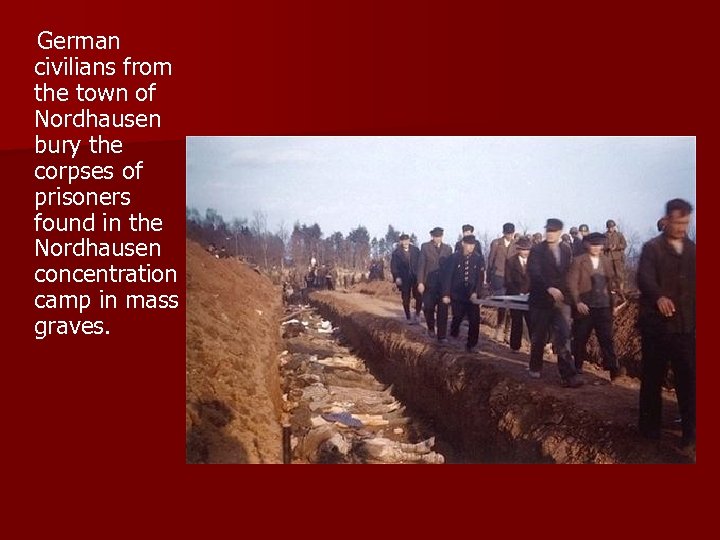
[186,240,283,463]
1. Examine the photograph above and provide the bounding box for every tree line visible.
[186,207,413,271]
[187,206,689,291]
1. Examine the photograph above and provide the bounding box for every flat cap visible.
[544,218,564,232]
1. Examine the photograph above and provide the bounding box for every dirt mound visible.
[351,280,399,299]
[186,239,283,463]
[584,299,665,383]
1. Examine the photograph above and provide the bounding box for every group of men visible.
[305,256,335,290]
[390,198,695,449]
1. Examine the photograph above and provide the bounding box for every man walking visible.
[569,226,583,256]
[417,227,453,343]
[567,232,623,380]
[454,224,483,254]
[527,218,582,387]
[443,235,486,352]
[487,222,517,340]
[637,199,695,449]
[504,236,532,353]
[391,233,422,324]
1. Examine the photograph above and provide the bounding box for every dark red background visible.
[2,0,710,533]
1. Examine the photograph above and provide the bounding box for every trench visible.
[307,290,693,464]
[279,304,449,464]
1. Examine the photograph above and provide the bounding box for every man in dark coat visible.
[391,233,422,324]
[443,235,486,352]
[567,232,622,380]
[487,222,517,340]
[569,226,583,256]
[454,224,483,254]
[417,227,453,342]
[527,218,582,387]
[504,236,532,352]
[637,199,695,449]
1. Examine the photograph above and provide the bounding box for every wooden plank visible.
[475,294,530,311]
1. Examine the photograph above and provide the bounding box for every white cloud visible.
[228,147,320,166]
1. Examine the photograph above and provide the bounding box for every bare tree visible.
[186,206,202,224]
[348,225,370,270]
[624,229,643,263]
[477,230,492,260]
[204,208,225,232]
[251,210,269,269]
[384,225,400,253]
[370,237,379,259]
[277,220,289,270]
[230,217,248,257]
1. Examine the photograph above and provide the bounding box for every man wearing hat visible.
[561,233,572,249]
[442,234,486,352]
[604,219,627,295]
[487,222,517,340]
[504,236,532,352]
[527,218,582,387]
[417,227,453,342]
[567,232,623,381]
[391,233,422,324]
[569,226,582,256]
[571,224,589,256]
[454,224,483,254]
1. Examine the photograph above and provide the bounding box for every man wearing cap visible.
[455,224,483,254]
[569,226,582,256]
[443,235,486,352]
[637,199,695,449]
[504,236,532,352]
[487,223,517,340]
[572,224,589,256]
[561,233,572,249]
[417,227,453,342]
[527,218,582,387]
[568,232,623,381]
[604,219,627,295]
[391,233,422,325]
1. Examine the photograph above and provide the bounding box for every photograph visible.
[185,136,696,464]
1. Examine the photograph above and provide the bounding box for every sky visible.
[186,136,696,242]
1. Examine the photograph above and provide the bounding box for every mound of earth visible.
[587,300,643,379]
[186,240,283,463]
[351,280,399,298]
